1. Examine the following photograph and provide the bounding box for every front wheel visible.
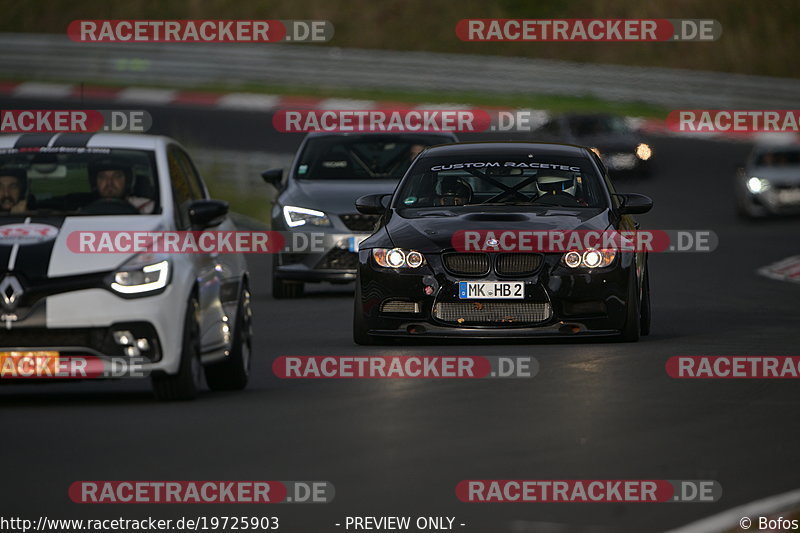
[205,283,252,391]
[619,270,641,343]
[152,296,202,401]
[640,265,651,336]
[272,275,304,299]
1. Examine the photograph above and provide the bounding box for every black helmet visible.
[436,176,473,206]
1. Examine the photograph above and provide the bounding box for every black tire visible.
[619,270,641,343]
[272,275,304,299]
[640,264,652,336]
[205,283,252,391]
[152,297,202,401]
[353,282,376,345]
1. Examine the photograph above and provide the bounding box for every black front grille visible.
[0,324,161,361]
[0,328,104,349]
[341,213,380,232]
[496,254,543,276]
[316,248,359,270]
[443,253,490,276]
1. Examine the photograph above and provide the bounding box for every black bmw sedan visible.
[353,142,653,344]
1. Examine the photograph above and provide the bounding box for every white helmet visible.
[535,175,576,196]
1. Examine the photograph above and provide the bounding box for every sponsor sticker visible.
[0,223,59,245]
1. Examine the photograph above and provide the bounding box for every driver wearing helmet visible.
[0,167,28,213]
[89,158,154,214]
[435,176,473,206]
[535,175,576,196]
[535,174,588,206]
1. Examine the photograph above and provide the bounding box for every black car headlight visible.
[635,143,653,160]
[109,254,171,296]
[562,248,617,269]
[372,248,426,269]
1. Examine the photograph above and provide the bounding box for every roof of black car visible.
[420,141,589,157]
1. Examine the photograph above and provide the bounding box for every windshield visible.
[754,149,800,167]
[394,154,607,209]
[0,147,159,216]
[567,115,630,136]
[294,134,452,179]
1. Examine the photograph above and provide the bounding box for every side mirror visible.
[355,193,390,215]
[261,168,283,187]
[616,193,653,215]
[188,199,229,229]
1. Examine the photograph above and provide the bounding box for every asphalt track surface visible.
[2,97,800,533]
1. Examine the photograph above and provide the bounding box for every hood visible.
[0,215,164,279]
[286,179,400,215]
[383,207,612,252]
[749,166,800,186]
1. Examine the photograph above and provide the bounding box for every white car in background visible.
[736,138,800,218]
[0,133,252,400]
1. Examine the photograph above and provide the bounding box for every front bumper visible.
[274,230,372,283]
[357,251,634,339]
[0,285,186,376]
[739,186,800,216]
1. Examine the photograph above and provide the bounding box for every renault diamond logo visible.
[0,275,23,311]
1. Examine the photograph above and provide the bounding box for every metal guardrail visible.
[0,32,798,109]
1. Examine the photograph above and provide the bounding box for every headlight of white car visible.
[372,248,425,269]
[746,176,771,194]
[109,254,171,296]
[283,205,331,227]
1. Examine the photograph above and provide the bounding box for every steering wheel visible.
[81,198,140,215]
[531,192,584,207]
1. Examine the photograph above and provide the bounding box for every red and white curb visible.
[0,80,777,142]
[758,255,800,285]
[0,81,484,113]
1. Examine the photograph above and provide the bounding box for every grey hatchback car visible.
[262,132,458,298]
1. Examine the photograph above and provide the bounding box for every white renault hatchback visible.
[0,133,252,400]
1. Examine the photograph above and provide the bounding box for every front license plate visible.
[0,350,60,377]
[459,281,524,299]
[348,236,368,252]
